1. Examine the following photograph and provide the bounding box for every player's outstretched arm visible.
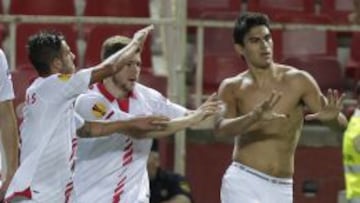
[304,89,348,131]
[143,94,221,138]
[77,115,169,138]
[299,71,347,131]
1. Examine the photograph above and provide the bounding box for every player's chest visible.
[237,85,302,114]
[108,98,154,117]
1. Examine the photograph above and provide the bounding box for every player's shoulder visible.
[75,90,112,120]
[135,83,163,98]
[218,70,248,92]
[278,63,314,83]
[135,82,159,93]
[76,89,107,106]
[37,73,73,89]
[277,62,305,74]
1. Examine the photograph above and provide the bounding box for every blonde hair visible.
[101,35,133,60]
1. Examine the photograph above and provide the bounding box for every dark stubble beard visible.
[112,76,132,93]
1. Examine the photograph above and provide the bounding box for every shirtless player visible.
[215,12,348,203]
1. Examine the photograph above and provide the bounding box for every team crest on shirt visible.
[58,74,71,81]
[92,102,107,118]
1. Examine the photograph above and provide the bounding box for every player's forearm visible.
[188,116,216,129]
[0,101,19,178]
[215,112,262,137]
[89,39,141,84]
[77,120,134,138]
[144,113,202,138]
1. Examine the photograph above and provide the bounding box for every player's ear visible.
[234,44,244,56]
[51,57,62,72]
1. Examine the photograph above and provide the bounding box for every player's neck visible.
[103,78,126,99]
[249,63,276,86]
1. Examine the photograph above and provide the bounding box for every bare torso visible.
[227,64,307,178]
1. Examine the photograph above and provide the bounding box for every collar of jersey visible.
[96,82,136,102]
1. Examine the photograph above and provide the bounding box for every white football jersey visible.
[73,82,187,203]
[5,69,91,203]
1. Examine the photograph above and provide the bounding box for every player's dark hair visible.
[28,30,65,76]
[233,12,271,46]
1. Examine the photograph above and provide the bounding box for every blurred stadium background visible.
[0,0,358,202]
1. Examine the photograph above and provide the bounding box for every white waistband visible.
[232,162,293,185]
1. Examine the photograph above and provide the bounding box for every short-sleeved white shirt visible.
[73,83,187,203]
[0,49,14,102]
[5,69,91,203]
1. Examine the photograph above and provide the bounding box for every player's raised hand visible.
[252,91,287,121]
[305,89,344,122]
[133,24,154,50]
[195,93,223,121]
[104,24,154,74]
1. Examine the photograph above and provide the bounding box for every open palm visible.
[305,89,344,122]
[253,91,287,121]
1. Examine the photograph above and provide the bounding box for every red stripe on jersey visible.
[115,182,125,192]
[112,190,124,203]
[5,187,32,202]
[71,138,78,147]
[123,148,133,161]
[112,176,127,203]
[122,156,133,167]
[69,138,78,161]
[64,181,74,203]
[118,176,126,185]
[124,141,133,151]
[113,189,124,198]
[65,182,73,190]
[69,138,78,172]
